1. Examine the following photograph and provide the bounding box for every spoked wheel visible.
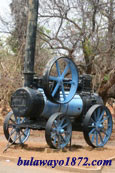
[45,112,72,149]
[83,105,112,147]
[43,57,79,104]
[3,111,30,144]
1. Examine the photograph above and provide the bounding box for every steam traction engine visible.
[3,57,113,150]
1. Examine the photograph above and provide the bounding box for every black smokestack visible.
[24,0,39,87]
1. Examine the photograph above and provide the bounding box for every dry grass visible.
[0,54,22,118]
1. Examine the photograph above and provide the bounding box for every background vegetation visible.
[0,0,115,119]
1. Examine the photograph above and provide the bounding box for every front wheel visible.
[45,112,72,149]
[3,111,30,144]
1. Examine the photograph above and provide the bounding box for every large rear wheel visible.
[83,105,112,147]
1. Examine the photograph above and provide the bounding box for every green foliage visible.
[38,25,51,35]
[104,74,109,82]
[6,34,19,54]
[0,37,10,57]
[0,39,3,47]
[83,39,93,57]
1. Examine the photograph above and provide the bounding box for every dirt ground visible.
[0,124,115,169]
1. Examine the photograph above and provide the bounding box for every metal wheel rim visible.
[45,113,72,149]
[83,105,112,147]
[4,112,30,144]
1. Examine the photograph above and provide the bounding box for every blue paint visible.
[48,113,72,149]
[53,116,72,149]
[9,113,30,144]
[38,89,83,118]
[48,58,79,103]
[88,107,112,147]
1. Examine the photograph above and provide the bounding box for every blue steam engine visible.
[3,57,113,150]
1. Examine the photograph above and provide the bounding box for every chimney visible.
[24,0,39,87]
